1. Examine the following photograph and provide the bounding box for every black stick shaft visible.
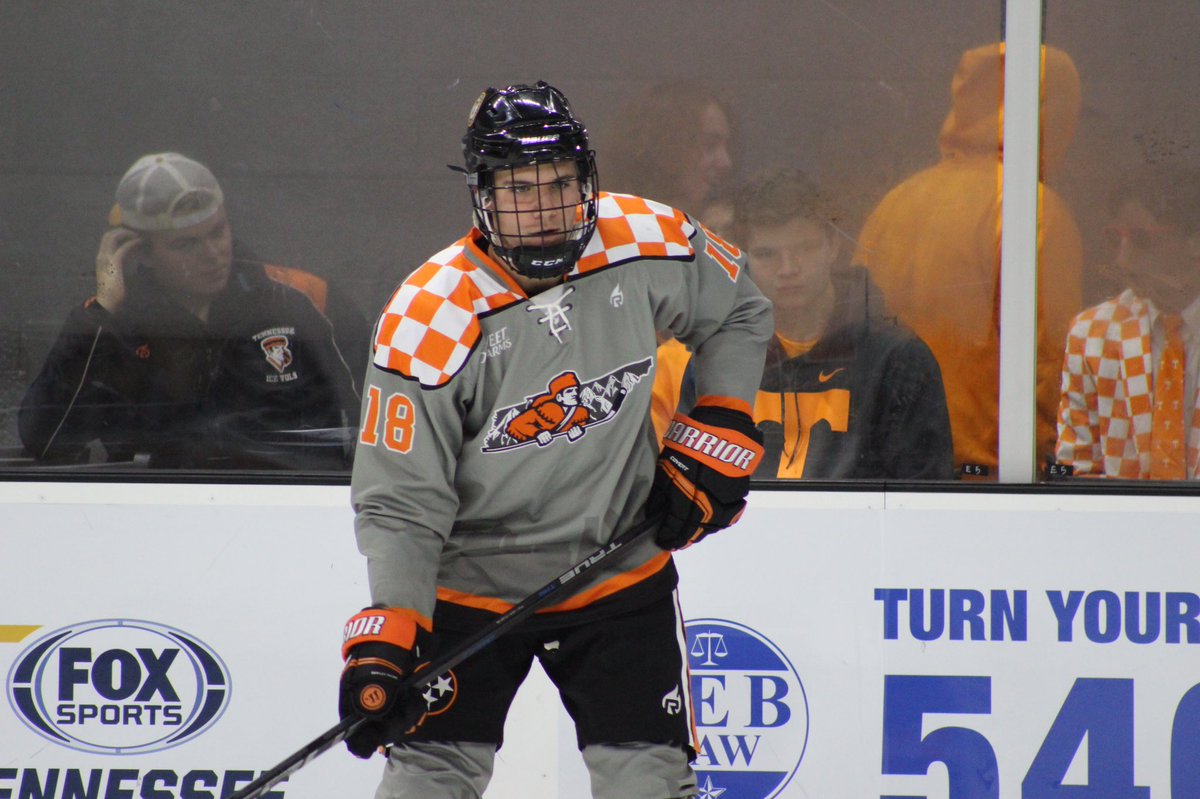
[228,515,660,799]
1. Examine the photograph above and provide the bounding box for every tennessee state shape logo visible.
[482,358,652,452]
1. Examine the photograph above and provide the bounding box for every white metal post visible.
[997,0,1044,482]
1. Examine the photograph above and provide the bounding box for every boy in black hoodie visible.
[736,167,953,479]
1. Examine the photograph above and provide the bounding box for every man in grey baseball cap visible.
[97,152,232,321]
[19,152,365,469]
[113,151,226,231]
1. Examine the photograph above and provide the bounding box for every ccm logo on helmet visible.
[665,420,757,473]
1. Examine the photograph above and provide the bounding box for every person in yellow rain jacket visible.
[854,42,1084,477]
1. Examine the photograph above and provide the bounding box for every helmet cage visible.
[468,154,598,281]
[461,82,599,280]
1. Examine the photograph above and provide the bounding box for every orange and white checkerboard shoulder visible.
[373,243,523,387]
[577,193,696,273]
[372,193,703,387]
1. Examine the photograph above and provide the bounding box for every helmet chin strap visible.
[470,222,566,289]
[504,258,567,291]
[492,244,573,290]
[499,244,575,281]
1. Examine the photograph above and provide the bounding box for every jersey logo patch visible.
[253,327,298,382]
[482,358,653,452]
[260,335,294,374]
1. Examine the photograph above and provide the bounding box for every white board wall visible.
[2,484,1196,799]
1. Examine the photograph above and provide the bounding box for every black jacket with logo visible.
[755,265,954,480]
[18,261,360,469]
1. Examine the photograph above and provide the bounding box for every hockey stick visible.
[228,513,662,799]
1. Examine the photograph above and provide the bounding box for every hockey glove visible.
[338,607,432,758]
[650,399,764,550]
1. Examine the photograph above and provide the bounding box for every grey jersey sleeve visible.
[350,358,469,620]
[651,220,774,406]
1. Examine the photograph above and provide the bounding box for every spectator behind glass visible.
[18,152,363,469]
[699,195,736,241]
[1057,164,1200,480]
[602,80,735,216]
[854,43,1084,478]
[736,167,953,479]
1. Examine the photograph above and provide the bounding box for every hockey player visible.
[339,82,772,798]
[505,371,593,445]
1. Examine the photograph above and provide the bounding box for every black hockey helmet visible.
[459,82,599,280]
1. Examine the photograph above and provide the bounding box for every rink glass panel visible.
[1,0,1108,485]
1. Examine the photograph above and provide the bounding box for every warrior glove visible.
[338,607,432,758]
[651,399,764,550]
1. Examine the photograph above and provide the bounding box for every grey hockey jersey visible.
[351,193,772,625]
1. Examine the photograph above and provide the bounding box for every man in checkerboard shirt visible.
[1056,164,1200,480]
[337,82,773,798]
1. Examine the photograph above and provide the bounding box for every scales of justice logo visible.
[687,619,809,799]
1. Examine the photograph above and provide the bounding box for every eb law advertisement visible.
[1,487,1197,798]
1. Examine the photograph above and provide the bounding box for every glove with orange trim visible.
[650,400,764,550]
[338,606,432,758]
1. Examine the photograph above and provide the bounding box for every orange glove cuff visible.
[661,412,764,478]
[341,607,431,661]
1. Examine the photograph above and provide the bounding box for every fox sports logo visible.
[7,619,231,754]
[687,618,809,799]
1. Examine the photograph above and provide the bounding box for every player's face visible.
[1108,199,1197,313]
[488,161,584,250]
[745,217,837,315]
[143,207,234,302]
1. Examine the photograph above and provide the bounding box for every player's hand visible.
[338,607,432,758]
[95,228,142,313]
[649,400,764,550]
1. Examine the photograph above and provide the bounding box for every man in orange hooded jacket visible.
[854,43,1084,476]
